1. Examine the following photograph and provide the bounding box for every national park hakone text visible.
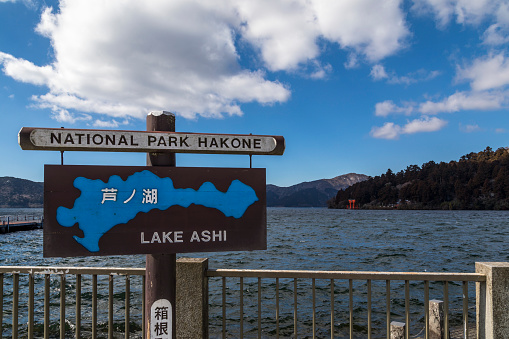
[45,130,269,151]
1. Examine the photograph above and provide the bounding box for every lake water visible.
[0,207,507,337]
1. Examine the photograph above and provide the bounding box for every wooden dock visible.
[0,216,43,234]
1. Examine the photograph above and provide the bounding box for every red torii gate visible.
[348,199,356,209]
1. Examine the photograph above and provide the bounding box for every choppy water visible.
[0,207,507,337]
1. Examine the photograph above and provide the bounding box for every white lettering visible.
[151,232,161,243]
[142,188,158,204]
[190,231,200,242]
[212,230,222,241]
[140,229,226,245]
[101,188,118,204]
[201,230,211,242]
[174,231,183,243]
[141,232,150,244]
[162,232,173,243]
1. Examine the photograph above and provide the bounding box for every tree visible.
[329,146,509,210]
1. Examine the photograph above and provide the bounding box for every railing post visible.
[476,262,509,338]
[176,258,209,339]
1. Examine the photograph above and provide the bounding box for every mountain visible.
[267,173,369,207]
[0,177,43,208]
[0,172,370,209]
[329,147,509,210]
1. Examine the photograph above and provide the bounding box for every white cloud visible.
[309,62,332,79]
[413,0,499,27]
[401,116,447,134]
[32,93,144,118]
[370,64,389,80]
[344,53,360,69]
[93,119,129,128]
[370,122,402,139]
[237,0,410,70]
[373,53,509,133]
[496,2,509,25]
[375,100,414,117]
[370,116,447,139]
[0,52,53,86]
[419,91,506,114]
[35,6,57,38]
[0,0,33,4]
[313,0,409,62]
[371,64,440,85]
[51,108,92,124]
[0,0,412,122]
[388,69,441,85]
[0,0,37,9]
[1,1,291,121]
[482,24,509,45]
[459,123,481,133]
[413,0,509,48]
[374,53,509,127]
[454,0,497,24]
[457,53,509,91]
[236,0,320,71]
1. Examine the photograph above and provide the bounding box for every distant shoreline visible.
[0,204,43,209]
[329,204,509,211]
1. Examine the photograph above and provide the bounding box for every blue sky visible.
[2,0,509,187]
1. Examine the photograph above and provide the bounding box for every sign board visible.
[44,165,266,257]
[19,127,285,155]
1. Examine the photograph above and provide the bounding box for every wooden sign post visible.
[146,111,176,339]
[21,111,279,339]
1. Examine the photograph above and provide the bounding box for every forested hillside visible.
[329,147,509,210]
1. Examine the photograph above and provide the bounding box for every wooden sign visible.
[44,165,266,257]
[19,127,285,155]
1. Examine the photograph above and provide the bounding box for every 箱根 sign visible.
[44,165,266,257]
[19,127,285,155]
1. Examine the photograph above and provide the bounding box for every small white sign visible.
[151,299,172,339]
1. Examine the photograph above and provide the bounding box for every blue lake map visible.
[56,170,258,252]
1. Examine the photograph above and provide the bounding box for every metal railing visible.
[207,269,486,339]
[0,265,488,338]
[0,266,145,339]
[0,215,43,223]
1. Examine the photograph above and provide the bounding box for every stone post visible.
[476,262,509,339]
[390,321,405,339]
[176,258,209,339]
[429,299,444,339]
